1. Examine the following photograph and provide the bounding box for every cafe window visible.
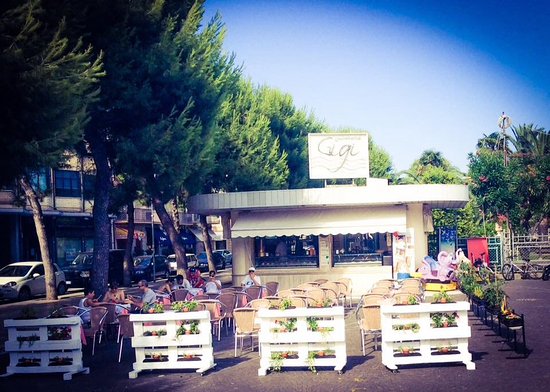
[254,235,319,268]
[332,233,390,265]
[55,169,80,197]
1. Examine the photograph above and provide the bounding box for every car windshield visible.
[0,265,32,277]
[134,258,151,267]
[70,254,93,266]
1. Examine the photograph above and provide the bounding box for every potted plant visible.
[270,352,284,372]
[171,301,198,312]
[398,345,413,355]
[307,351,318,373]
[279,298,294,310]
[407,295,419,305]
[483,280,506,313]
[143,302,164,314]
[432,290,454,304]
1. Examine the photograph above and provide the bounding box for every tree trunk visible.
[152,195,187,274]
[19,176,58,300]
[88,132,111,296]
[123,201,135,286]
[199,215,215,272]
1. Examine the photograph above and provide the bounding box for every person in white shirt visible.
[242,267,261,288]
[205,270,222,294]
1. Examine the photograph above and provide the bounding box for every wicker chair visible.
[233,308,260,357]
[359,293,386,306]
[247,298,272,310]
[116,314,134,362]
[217,292,237,331]
[82,306,108,356]
[335,278,353,307]
[197,300,227,341]
[264,281,280,296]
[356,304,382,355]
[171,289,189,302]
[244,285,263,300]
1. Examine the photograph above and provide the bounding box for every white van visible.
[166,253,198,275]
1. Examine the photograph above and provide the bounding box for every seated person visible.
[79,287,103,326]
[242,267,261,288]
[125,280,157,311]
[204,270,222,294]
[173,273,202,297]
[102,280,125,304]
[159,277,175,294]
[187,268,205,289]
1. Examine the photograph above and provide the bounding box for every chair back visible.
[220,287,237,294]
[314,278,328,284]
[193,294,210,301]
[233,308,258,334]
[171,289,189,302]
[117,314,134,338]
[264,281,280,296]
[102,303,119,325]
[49,305,83,318]
[244,285,263,300]
[370,286,392,295]
[247,298,272,310]
[305,287,325,305]
[321,282,340,296]
[235,291,253,307]
[296,282,319,290]
[197,299,227,322]
[397,285,423,297]
[83,306,108,336]
[373,279,395,289]
[336,278,352,298]
[400,278,422,287]
[217,292,237,316]
[277,289,294,298]
[288,296,307,308]
[360,294,385,306]
[357,304,381,331]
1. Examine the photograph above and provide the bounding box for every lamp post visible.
[151,201,155,281]
[498,112,512,166]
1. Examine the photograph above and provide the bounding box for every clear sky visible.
[204,0,550,172]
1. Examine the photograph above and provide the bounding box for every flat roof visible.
[188,183,469,215]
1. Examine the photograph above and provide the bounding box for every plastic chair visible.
[264,281,280,296]
[82,306,108,356]
[356,304,382,355]
[233,308,260,357]
[117,314,134,362]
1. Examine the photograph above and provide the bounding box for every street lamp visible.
[498,112,512,166]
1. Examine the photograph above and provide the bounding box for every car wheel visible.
[18,286,31,301]
[57,282,68,295]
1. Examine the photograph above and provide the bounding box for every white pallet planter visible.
[2,316,89,380]
[129,310,215,378]
[380,301,475,371]
[257,306,347,376]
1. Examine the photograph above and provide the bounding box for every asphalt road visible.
[0,279,549,391]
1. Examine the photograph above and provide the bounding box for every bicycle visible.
[501,260,544,280]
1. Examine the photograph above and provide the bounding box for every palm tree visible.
[509,124,549,158]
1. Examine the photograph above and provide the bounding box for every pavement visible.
[0,279,549,391]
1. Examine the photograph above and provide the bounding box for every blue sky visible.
[204,0,550,172]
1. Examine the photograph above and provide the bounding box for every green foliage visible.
[0,0,103,186]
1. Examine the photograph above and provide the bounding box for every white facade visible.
[188,182,468,297]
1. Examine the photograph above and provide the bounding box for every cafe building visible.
[187,134,469,297]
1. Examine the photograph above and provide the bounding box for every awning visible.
[189,226,223,242]
[231,206,406,238]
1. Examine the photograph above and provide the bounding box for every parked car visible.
[132,255,168,282]
[213,249,232,266]
[0,261,67,301]
[197,251,226,272]
[62,249,125,288]
[167,253,198,275]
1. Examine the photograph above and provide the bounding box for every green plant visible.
[142,302,164,313]
[277,318,297,332]
[279,298,293,310]
[398,345,413,355]
[307,317,319,331]
[307,351,317,373]
[472,284,484,299]
[270,352,284,372]
[176,321,199,337]
[172,301,199,312]
[407,295,419,305]
[433,290,454,304]
[431,312,458,327]
[483,280,506,309]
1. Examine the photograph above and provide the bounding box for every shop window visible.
[55,170,80,197]
[332,233,389,265]
[254,235,319,268]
